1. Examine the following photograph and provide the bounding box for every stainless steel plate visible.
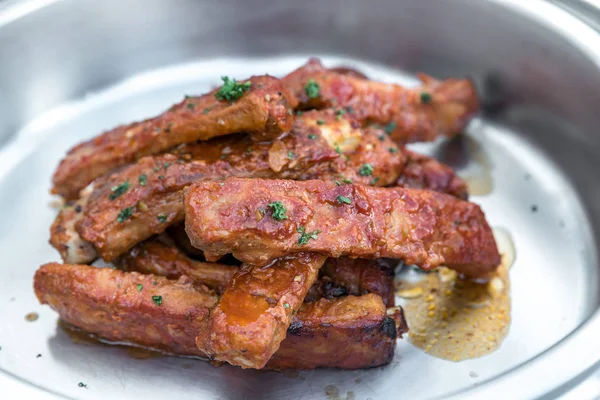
[0,1,599,399]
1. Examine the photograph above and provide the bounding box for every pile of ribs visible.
[35,58,500,370]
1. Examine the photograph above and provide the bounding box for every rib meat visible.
[34,263,406,369]
[197,253,326,369]
[117,234,394,303]
[67,111,404,262]
[115,233,238,293]
[184,178,500,278]
[283,58,479,144]
[52,75,296,199]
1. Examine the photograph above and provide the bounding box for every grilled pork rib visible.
[52,75,296,199]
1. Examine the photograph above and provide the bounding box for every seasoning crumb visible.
[531,205,538,213]
[36,353,42,358]
[78,382,88,389]
[25,312,39,322]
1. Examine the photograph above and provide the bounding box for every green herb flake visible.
[297,226,321,246]
[342,178,353,184]
[304,79,320,99]
[268,201,288,221]
[359,163,374,176]
[308,134,317,139]
[157,214,167,223]
[152,295,163,306]
[388,147,398,153]
[296,111,303,116]
[138,174,148,186]
[109,181,130,200]
[186,103,195,110]
[316,119,326,125]
[153,281,158,286]
[203,107,211,115]
[220,154,227,160]
[215,76,251,101]
[163,162,172,170]
[334,180,341,186]
[116,206,134,223]
[384,122,397,134]
[371,177,380,185]
[283,303,291,309]
[337,195,352,205]
[335,145,342,155]
[335,109,346,120]
[246,147,253,153]
[345,106,354,114]
[287,108,293,116]
[288,151,295,159]
[158,175,164,180]
[378,135,386,142]
[420,92,432,104]
[136,284,143,291]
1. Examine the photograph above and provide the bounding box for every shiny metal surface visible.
[0,0,599,399]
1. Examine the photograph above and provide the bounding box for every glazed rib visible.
[117,234,394,303]
[184,178,500,278]
[283,58,479,144]
[34,263,406,370]
[197,253,326,369]
[321,258,397,307]
[115,233,238,293]
[69,111,403,262]
[398,150,469,200]
[52,75,297,199]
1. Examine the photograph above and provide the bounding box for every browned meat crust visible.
[52,75,297,200]
[115,234,238,293]
[197,253,327,369]
[322,258,397,307]
[398,150,469,200]
[184,178,500,278]
[34,263,407,369]
[268,296,406,370]
[283,58,479,145]
[34,263,217,356]
[70,111,404,262]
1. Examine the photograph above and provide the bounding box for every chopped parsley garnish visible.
[308,134,317,139]
[297,226,321,246]
[335,145,342,155]
[358,163,374,176]
[163,162,171,170]
[345,106,354,114]
[304,79,320,99]
[283,303,290,309]
[378,135,386,142]
[215,76,251,101]
[136,284,143,291]
[296,111,303,116]
[246,147,253,153]
[337,195,352,204]
[420,92,432,104]
[384,122,397,134]
[152,295,163,306]
[109,181,130,200]
[342,178,353,184]
[371,177,380,185]
[203,107,211,114]
[268,201,288,221]
[288,151,295,159]
[335,109,346,120]
[116,206,134,223]
[316,119,325,125]
[388,147,398,153]
[157,214,167,223]
[186,103,195,110]
[334,180,341,186]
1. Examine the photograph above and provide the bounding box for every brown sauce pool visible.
[396,228,515,361]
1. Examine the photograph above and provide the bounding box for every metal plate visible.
[0,1,599,399]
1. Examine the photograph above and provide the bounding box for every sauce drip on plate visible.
[396,228,515,361]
